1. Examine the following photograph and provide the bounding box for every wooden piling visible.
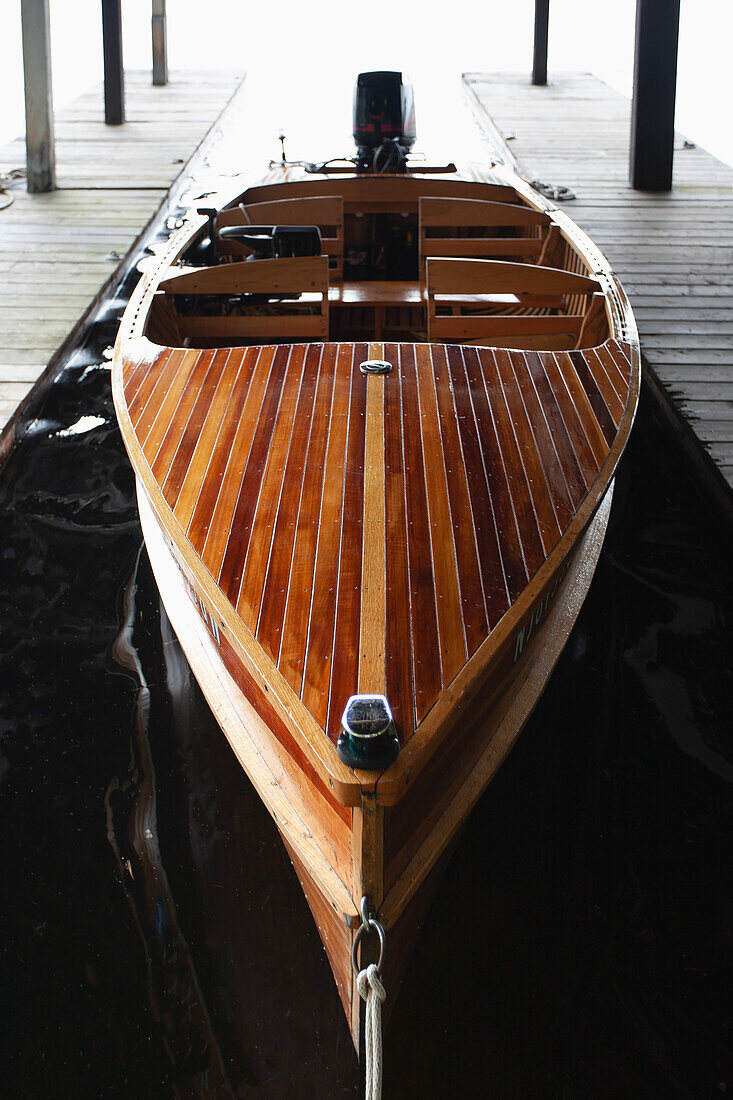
[152,0,168,86]
[21,0,56,193]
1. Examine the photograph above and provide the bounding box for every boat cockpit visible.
[145,173,610,353]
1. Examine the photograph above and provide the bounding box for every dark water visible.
[1,258,731,1097]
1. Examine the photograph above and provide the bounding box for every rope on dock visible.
[0,169,25,211]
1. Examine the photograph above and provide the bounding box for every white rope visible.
[357,963,386,1100]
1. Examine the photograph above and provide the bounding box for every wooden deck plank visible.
[399,344,443,723]
[277,346,338,696]
[464,70,733,494]
[235,346,309,630]
[301,344,354,728]
[444,344,516,615]
[414,343,467,686]
[429,343,489,658]
[0,69,241,433]
[326,350,367,738]
[384,344,416,739]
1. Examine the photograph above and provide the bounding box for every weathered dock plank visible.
[0,69,242,434]
[464,71,733,498]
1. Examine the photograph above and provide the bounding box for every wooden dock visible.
[464,72,733,499]
[0,70,241,435]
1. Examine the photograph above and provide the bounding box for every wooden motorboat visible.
[112,75,640,1065]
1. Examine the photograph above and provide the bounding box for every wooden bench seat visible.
[426,258,604,350]
[156,256,330,345]
[419,197,551,269]
[238,175,525,216]
[328,280,423,306]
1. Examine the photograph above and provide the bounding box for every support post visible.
[21,0,56,192]
[102,0,125,125]
[629,0,681,191]
[532,0,549,86]
[152,0,168,86]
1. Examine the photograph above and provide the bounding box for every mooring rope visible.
[353,897,387,1100]
[0,168,25,211]
[357,962,386,1100]
[530,177,577,202]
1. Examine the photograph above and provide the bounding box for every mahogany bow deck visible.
[112,163,640,1051]
[120,337,633,758]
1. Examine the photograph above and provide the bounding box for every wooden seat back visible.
[238,175,522,215]
[217,196,344,278]
[419,197,551,268]
[157,256,330,345]
[426,257,602,350]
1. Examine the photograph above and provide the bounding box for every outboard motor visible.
[353,71,416,173]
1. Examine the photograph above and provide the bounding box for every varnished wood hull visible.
[113,158,640,1055]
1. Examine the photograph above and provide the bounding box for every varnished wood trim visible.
[383,343,415,741]
[358,344,387,693]
[538,225,567,267]
[353,794,384,910]
[399,344,442,723]
[326,348,367,737]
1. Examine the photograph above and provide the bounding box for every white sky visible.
[1,0,731,168]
